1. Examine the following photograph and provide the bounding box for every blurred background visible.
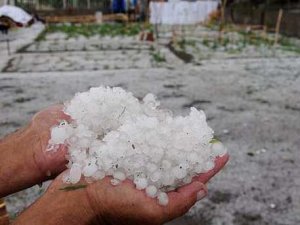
[0,0,299,224]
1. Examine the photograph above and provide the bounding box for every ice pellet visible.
[113,171,126,181]
[158,192,169,206]
[146,185,158,198]
[134,178,148,190]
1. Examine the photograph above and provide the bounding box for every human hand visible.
[0,105,70,197]
[0,105,229,225]
[13,154,229,225]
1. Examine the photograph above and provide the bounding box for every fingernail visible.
[197,190,207,201]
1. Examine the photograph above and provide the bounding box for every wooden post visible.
[274,9,283,46]
[6,39,10,56]
[221,0,227,26]
[63,0,67,9]
[87,0,91,9]
[219,0,227,43]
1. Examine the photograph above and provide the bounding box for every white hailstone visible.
[146,185,158,198]
[162,173,175,186]
[50,126,70,144]
[150,171,162,182]
[143,93,160,108]
[82,163,98,177]
[62,172,71,184]
[204,160,215,172]
[92,171,105,180]
[211,142,227,157]
[134,177,148,190]
[113,171,126,181]
[111,179,120,186]
[146,163,157,173]
[162,160,172,170]
[172,166,187,179]
[182,176,192,184]
[158,192,169,206]
[48,86,227,206]
[69,164,82,184]
[195,164,204,173]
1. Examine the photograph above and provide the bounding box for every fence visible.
[225,2,300,38]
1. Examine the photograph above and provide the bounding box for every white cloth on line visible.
[150,1,219,25]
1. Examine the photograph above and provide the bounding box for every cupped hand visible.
[0,105,70,197]
[14,154,229,225]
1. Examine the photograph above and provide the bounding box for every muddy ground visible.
[0,25,299,225]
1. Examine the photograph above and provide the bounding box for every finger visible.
[161,154,229,221]
[32,104,72,128]
[194,153,229,184]
[163,181,207,221]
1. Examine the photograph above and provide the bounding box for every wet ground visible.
[0,24,300,225]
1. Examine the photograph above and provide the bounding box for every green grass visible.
[151,51,166,63]
[279,37,300,54]
[36,23,153,40]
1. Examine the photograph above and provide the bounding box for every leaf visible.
[209,138,220,144]
[59,184,87,191]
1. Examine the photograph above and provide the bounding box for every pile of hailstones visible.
[48,86,227,206]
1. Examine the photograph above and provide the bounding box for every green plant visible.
[151,51,166,63]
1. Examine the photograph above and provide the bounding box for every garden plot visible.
[1,23,181,73]
[3,34,180,72]
[162,25,300,63]
[3,50,158,72]
[21,36,151,53]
